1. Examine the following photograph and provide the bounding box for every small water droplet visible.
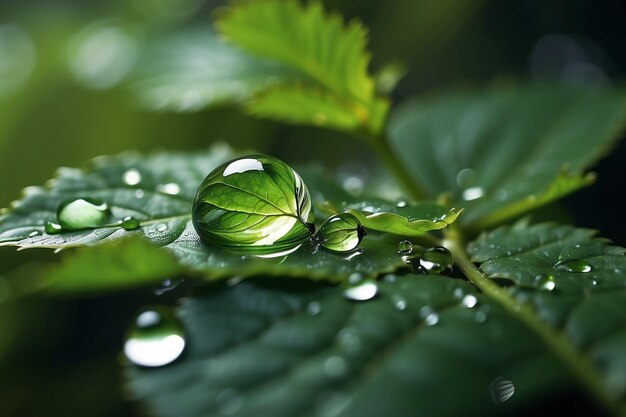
[307,301,322,316]
[453,287,464,299]
[391,294,407,311]
[397,240,413,254]
[418,246,453,274]
[534,274,556,291]
[462,186,484,201]
[425,313,439,326]
[121,216,140,230]
[462,294,478,308]
[156,223,168,232]
[45,220,63,234]
[396,200,407,208]
[475,310,487,323]
[324,356,348,378]
[28,230,39,237]
[554,259,592,273]
[591,279,598,286]
[56,198,111,230]
[488,377,515,404]
[134,190,145,199]
[383,274,397,283]
[343,273,377,301]
[342,176,363,196]
[215,389,245,415]
[123,168,142,185]
[456,168,477,188]
[157,183,181,195]
[124,307,186,367]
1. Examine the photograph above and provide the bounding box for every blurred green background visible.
[1,0,625,416]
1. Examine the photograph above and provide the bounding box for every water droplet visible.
[124,307,186,367]
[488,377,515,404]
[591,279,598,286]
[324,356,348,378]
[192,155,314,253]
[383,274,397,283]
[462,186,484,201]
[216,389,245,415]
[554,259,592,273]
[453,287,464,299]
[418,246,453,274]
[123,168,141,185]
[134,190,145,199]
[462,294,478,308]
[475,310,487,323]
[45,220,63,234]
[157,183,181,195]
[420,306,439,326]
[391,294,407,311]
[397,240,413,254]
[28,230,39,237]
[337,327,361,353]
[315,213,365,253]
[342,176,363,196]
[535,274,556,291]
[156,223,168,232]
[343,273,377,301]
[456,168,477,188]
[307,301,322,316]
[121,216,140,230]
[396,200,407,208]
[56,198,110,230]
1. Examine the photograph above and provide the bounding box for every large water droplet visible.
[343,273,378,301]
[192,155,314,254]
[56,198,111,230]
[121,216,140,230]
[554,259,592,273]
[488,377,515,404]
[315,213,365,253]
[418,246,453,274]
[124,307,186,367]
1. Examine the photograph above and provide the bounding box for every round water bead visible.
[124,306,186,367]
[121,216,140,230]
[56,197,111,230]
[192,155,314,254]
[553,259,592,273]
[418,246,453,274]
[315,213,365,253]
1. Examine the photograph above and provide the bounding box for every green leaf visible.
[321,199,461,236]
[388,85,626,227]
[126,275,573,417]
[133,27,300,112]
[0,147,408,287]
[467,220,626,293]
[46,238,183,293]
[248,86,365,133]
[216,0,374,103]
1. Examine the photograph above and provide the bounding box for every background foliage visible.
[2,1,626,416]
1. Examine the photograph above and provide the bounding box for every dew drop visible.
[554,259,592,273]
[157,182,181,195]
[315,213,365,253]
[397,240,413,254]
[28,230,39,237]
[418,246,453,274]
[462,294,478,308]
[307,301,322,316]
[343,273,378,301]
[535,274,556,291]
[488,377,515,404]
[475,310,487,323]
[396,200,407,208]
[462,186,484,201]
[124,307,186,367]
[156,223,168,232]
[391,294,407,311]
[123,168,142,185]
[121,216,140,230]
[453,287,464,299]
[45,220,63,234]
[456,168,477,188]
[420,306,439,326]
[134,190,145,199]
[56,198,111,230]
[192,154,314,253]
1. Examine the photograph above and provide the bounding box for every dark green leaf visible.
[126,275,571,417]
[468,220,626,293]
[388,86,626,228]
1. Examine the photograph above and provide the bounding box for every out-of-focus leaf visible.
[388,86,626,227]
[133,28,301,112]
[468,220,626,293]
[126,275,573,417]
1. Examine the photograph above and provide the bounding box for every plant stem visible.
[444,227,622,417]
[368,134,428,201]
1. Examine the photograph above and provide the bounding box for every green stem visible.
[444,227,622,417]
[368,134,428,202]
